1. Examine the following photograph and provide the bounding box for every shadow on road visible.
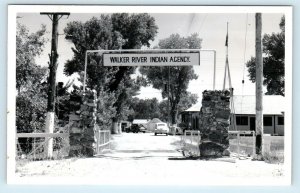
[168,157,200,161]
[94,149,184,160]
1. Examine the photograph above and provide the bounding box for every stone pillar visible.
[199,90,231,157]
[68,89,98,157]
[68,92,83,157]
[80,89,97,157]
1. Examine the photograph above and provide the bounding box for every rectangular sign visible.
[103,52,200,66]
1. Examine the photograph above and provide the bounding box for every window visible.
[263,116,273,126]
[236,116,248,125]
[278,116,284,125]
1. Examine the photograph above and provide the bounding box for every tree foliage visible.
[176,92,198,114]
[16,22,47,92]
[158,92,198,123]
[128,98,161,121]
[55,81,75,124]
[140,33,201,124]
[16,23,48,133]
[129,92,198,123]
[246,16,285,96]
[63,14,158,129]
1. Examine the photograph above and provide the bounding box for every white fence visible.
[228,130,256,158]
[181,130,201,157]
[16,129,112,160]
[16,132,69,160]
[95,130,111,154]
[181,130,257,158]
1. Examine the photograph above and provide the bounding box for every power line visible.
[241,13,249,120]
[186,13,207,35]
[198,14,208,33]
[242,13,249,84]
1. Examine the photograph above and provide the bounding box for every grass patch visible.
[263,151,284,164]
[229,136,284,163]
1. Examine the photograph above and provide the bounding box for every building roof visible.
[184,103,202,112]
[147,118,162,124]
[233,95,285,115]
[132,119,149,124]
[182,95,285,115]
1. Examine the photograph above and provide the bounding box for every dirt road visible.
[103,132,183,157]
[15,133,287,185]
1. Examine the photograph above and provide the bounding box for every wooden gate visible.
[95,130,111,155]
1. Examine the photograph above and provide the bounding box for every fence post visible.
[265,136,271,154]
[237,132,240,159]
[103,131,106,149]
[109,131,111,149]
[252,131,256,157]
[198,131,201,145]
[198,131,201,157]
[96,130,99,154]
[33,138,36,160]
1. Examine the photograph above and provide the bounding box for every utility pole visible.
[40,12,70,158]
[255,13,264,158]
[213,50,216,90]
[168,66,171,128]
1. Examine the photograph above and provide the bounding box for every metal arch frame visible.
[83,49,216,92]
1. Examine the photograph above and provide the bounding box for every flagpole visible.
[223,22,229,90]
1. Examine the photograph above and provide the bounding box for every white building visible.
[231,95,285,136]
[180,95,285,136]
[146,118,163,132]
[132,119,149,127]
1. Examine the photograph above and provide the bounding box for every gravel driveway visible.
[14,133,287,185]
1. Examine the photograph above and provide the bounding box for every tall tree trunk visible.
[171,110,177,125]
[170,103,178,125]
[112,117,119,134]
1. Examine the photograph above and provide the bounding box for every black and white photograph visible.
[7,5,292,185]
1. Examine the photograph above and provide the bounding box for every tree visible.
[64,14,158,133]
[64,14,158,89]
[140,33,201,124]
[55,81,74,123]
[16,22,48,133]
[16,22,47,92]
[158,92,198,123]
[246,16,285,96]
[128,98,161,121]
[177,92,198,114]
[16,23,49,153]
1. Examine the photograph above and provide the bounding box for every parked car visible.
[125,126,131,133]
[130,124,140,133]
[139,126,147,133]
[154,123,169,136]
[125,124,146,133]
[170,126,184,135]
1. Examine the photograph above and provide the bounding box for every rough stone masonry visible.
[199,90,231,157]
[68,89,98,157]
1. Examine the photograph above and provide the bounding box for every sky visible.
[17,12,283,103]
